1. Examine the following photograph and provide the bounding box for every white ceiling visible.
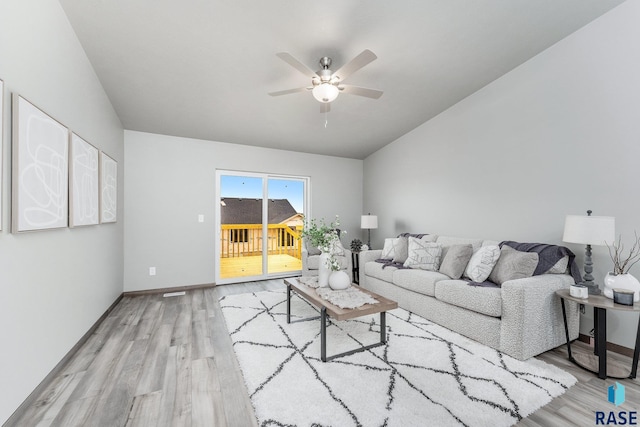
[59,0,624,159]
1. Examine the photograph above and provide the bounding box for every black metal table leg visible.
[596,307,607,379]
[560,298,573,361]
[594,307,600,355]
[287,283,291,324]
[321,307,327,362]
[381,311,386,343]
[630,314,640,379]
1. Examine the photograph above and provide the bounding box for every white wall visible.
[0,0,124,423]
[364,1,639,348]
[124,130,362,291]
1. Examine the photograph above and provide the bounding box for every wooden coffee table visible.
[284,277,398,362]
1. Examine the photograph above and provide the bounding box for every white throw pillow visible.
[464,245,501,282]
[403,238,442,271]
[330,239,346,256]
[381,237,407,261]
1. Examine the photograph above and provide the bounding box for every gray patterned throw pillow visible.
[488,246,539,285]
[403,238,442,271]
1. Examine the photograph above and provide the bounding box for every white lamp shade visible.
[312,83,339,103]
[562,215,615,246]
[361,215,378,229]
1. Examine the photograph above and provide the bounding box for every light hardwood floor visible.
[7,279,640,426]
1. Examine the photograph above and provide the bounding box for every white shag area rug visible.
[220,289,576,427]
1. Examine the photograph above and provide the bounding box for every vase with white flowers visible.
[604,232,640,302]
[301,216,345,287]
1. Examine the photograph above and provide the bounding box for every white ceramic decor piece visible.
[329,270,350,290]
[604,273,640,302]
[318,252,330,287]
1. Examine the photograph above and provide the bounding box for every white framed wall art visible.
[12,94,69,232]
[70,133,99,227]
[99,150,117,223]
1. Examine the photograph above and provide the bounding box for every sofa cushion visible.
[392,268,449,297]
[439,244,473,279]
[434,280,502,317]
[464,245,501,282]
[403,238,442,270]
[364,261,397,282]
[488,246,538,285]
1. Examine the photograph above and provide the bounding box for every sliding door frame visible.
[215,169,309,285]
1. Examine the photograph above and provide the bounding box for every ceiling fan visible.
[268,49,383,112]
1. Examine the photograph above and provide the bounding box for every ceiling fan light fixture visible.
[312,83,339,103]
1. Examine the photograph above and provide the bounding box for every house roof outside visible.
[221,198,300,224]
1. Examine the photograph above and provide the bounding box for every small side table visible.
[556,289,640,379]
[351,252,360,285]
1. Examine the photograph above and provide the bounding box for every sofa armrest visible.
[500,274,579,360]
[358,250,383,288]
[360,249,382,265]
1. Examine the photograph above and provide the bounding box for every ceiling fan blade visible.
[332,49,377,82]
[339,85,383,99]
[320,103,331,114]
[276,52,318,80]
[268,87,311,97]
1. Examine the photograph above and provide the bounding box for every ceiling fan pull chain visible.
[324,111,328,128]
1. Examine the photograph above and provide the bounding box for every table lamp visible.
[562,210,615,295]
[361,213,378,248]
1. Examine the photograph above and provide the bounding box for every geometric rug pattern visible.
[220,289,576,427]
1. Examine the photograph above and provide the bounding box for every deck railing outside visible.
[220,224,302,259]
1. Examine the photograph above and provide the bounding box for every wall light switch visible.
[198,214,204,223]
[149,267,156,276]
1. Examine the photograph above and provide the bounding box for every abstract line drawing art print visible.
[70,133,99,227]
[12,95,69,232]
[100,151,117,223]
[0,79,4,231]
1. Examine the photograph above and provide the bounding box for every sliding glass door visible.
[216,171,307,284]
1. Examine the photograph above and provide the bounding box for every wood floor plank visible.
[90,338,148,427]
[125,391,162,427]
[161,344,192,427]
[191,309,214,361]
[23,372,86,427]
[135,323,172,396]
[191,357,226,427]
[171,302,193,346]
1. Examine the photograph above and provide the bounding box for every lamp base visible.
[582,282,602,295]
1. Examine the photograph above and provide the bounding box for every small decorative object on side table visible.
[350,238,362,285]
[603,232,640,302]
[556,289,640,379]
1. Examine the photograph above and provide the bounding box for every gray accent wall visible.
[364,1,639,349]
[0,1,124,423]
[124,130,363,292]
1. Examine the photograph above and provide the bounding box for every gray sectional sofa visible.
[359,234,580,360]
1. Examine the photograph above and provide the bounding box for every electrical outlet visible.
[149,267,156,276]
[198,214,204,223]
